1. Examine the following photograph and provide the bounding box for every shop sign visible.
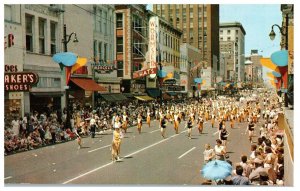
[4,72,39,91]
[133,68,157,79]
[149,16,159,69]
[163,78,176,85]
[91,62,116,74]
[167,86,182,92]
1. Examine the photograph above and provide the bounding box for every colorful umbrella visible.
[271,50,288,67]
[157,70,167,78]
[194,78,202,84]
[52,52,77,67]
[71,57,88,73]
[201,160,232,180]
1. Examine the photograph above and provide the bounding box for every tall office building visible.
[153,4,220,89]
[220,22,246,82]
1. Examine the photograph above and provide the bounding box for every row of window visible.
[220,37,239,42]
[220,29,239,35]
[25,14,57,55]
[93,6,114,36]
[93,40,112,62]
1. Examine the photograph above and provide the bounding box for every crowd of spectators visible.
[4,98,186,155]
[204,92,286,186]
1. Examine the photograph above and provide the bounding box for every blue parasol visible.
[201,160,232,180]
[52,52,77,67]
[271,50,288,67]
[194,78,202,84]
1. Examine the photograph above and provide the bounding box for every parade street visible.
[5,117,256,185]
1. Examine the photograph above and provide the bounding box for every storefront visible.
[69,77,107,106]
[4,69,39,120]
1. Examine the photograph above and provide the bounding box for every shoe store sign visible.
[4,65,39,91]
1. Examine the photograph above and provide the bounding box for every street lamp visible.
[62,24,78,129]
[269,13,289,107]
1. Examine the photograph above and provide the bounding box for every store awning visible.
[31,92,63,97]
[123,93,134,98]
[167,92,177,96]
[100,94,115,102]
[70,78,106,91]
[134,95,155,101]
[100,93,127,102]
[147,88,160,98]
[112,94,128,101]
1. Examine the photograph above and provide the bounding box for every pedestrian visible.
[197,115,204,134]
[146,110,151,128]
[137,114,143,134]
[173,112,179,134]
[111,124,122,162]
[160,115,167,138]
[211,114,215,128]
[122,112,128,133]
[75,129,82,149]
[203,143,215,163]
[89,115,96,138]
[220,125,229,147]
[214,139,226,161]
[187,116,193,139]
[232,165,250,185]
[246,118,255,143]
[230,113,235,129]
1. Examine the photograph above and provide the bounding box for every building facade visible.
[4,4,114,119]
[220,22,246,82]
[92,5,119,95]
[180,43,202,97]
[115,5,149,94]
[153,4,220,89]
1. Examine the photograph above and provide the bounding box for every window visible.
[5,5,12,21]
[220,30,223,34]
[36,77,61,88]
[38,18,46,54]
[190,19,193,27]
[236,30,239,35]
[103,11,107,35]
[50,22,57,55]
[227,37,231,41]
[93,40,97,58]
[117,61,123,77]
[98,9,102,33]
[25,14,33,52]
[98,42,102,60]
[116,13,123,28]
[104,43,107,60]
[190,11,193,18]
[117,37,123,53]
[227,30,231,34]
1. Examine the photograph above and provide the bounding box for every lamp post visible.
[269,13,288,107]
[62,24,78,129]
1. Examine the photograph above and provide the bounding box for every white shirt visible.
[203,149,214,161]
[214,145,225,156]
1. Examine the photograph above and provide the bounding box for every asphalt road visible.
[5,116,260,185]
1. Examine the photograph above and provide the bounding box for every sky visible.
[147,4,282,58]
[220,4,282,57]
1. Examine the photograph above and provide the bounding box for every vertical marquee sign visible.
[149,16,159,78]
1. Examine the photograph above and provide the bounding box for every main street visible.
[5,117,257,185]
